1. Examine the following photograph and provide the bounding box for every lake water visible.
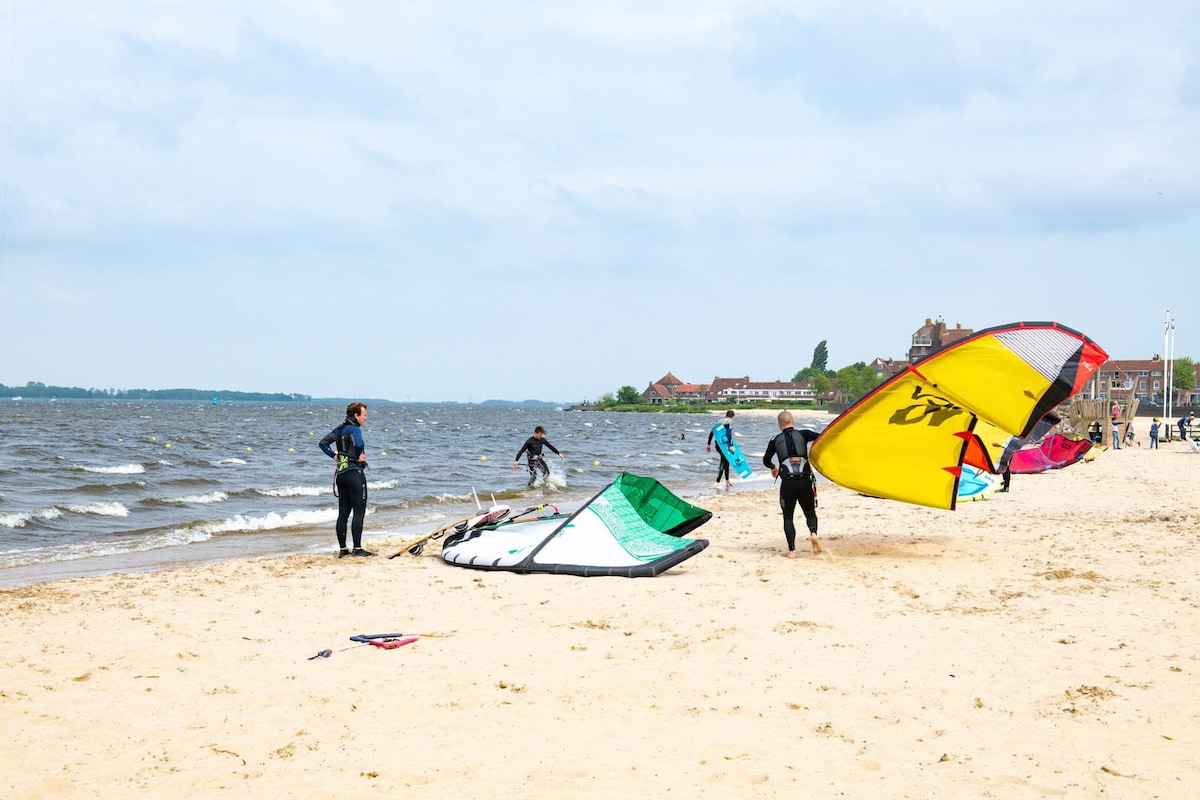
[0,399,827,587]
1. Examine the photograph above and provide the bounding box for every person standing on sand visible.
[318,402,374,558]
[707,409,735,489]
[1149,418,1160,449]
[1179,411,1195,442]
[513,425,564,487]
[763,410,820,559]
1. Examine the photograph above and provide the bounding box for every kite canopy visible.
[440,473,710,577]
[957,466,1002,501]
[1007,433,1093,474]
[809,321,1106,510]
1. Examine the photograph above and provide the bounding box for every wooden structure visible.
[1064,398,1140,448]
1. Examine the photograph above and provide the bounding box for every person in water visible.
[319,402,374,558]
[706,409,736,489]
[513,425,564,487]
[762,410,820,558]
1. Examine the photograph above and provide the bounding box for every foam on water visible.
[73,463,146,475]
[63,502,130,517]
[256,486,325,498]
[165,492,229,505]
[183,507,341,537]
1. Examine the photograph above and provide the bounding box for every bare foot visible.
[809,535,822,554]
[786,550,797,559]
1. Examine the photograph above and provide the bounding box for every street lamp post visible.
[1163,311,1176,423]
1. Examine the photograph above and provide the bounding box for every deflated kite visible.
[809,321,1106,510]
[1007,433,1093,474]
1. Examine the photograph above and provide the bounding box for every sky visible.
[1,2,1198,403]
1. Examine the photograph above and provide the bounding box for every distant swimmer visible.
[319,402,375,558]
[513,425,564,487]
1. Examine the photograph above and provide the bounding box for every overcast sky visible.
[1,2,1197,402]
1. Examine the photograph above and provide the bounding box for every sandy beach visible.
[3,436,1199,798]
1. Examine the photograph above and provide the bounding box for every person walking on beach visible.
[319,402,374,558]
[513,425,564,487]
[1179,411,1195,442]
[707,409,735,489]
[1149,418,1160,449]
[763,410,820,559]
[1111,417,1122,450]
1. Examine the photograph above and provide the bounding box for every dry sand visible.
[2,438,1199,798]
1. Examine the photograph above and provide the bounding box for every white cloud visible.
[1,1,1197,400]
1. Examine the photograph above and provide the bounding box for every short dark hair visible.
[534,425,546,434]
[346,402,367,418]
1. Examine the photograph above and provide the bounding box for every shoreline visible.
[3,443,1198,796]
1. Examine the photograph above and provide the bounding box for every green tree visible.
[833,363,883,402]
[811,340,829,373]
[1173,358,1196,403]
[616,385,643,405]
[834,365,864,402]
[809,374,831,402]
[792,341,831,382]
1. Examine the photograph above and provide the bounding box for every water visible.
[0,399,826,587]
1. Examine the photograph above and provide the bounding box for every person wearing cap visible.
[1149,417,1161,449]
[1179,411,1196,442]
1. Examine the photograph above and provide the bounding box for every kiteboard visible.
[387,504,511,558]
[712,422,752,479]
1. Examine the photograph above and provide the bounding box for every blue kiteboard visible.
[712,422,753,479]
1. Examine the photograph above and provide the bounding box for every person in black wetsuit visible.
[763,410,820,559]
[706,409,735,488]
[319,402,374,558]
[512,425,564,487]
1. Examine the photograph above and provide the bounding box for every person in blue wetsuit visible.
[763,410,820,559]
[319,402,374,558]
[512,425,564,487]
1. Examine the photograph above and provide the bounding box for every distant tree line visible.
[0,381,311,402]
[597,339,887,411]
[792,340,884,402]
